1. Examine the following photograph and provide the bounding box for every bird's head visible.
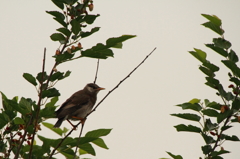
[85,83,105,94]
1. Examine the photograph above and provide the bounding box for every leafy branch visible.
[164,14,240,159]
[0,0,138,158]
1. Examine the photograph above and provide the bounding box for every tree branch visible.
[89,47,156,115]
[28,48,46,159]
[74,121,85,158]
[48,122,82,159]
[93,59,100,84]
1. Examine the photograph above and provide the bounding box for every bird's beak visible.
[97,87,105,91]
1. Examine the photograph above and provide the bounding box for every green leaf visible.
[223,92,234,101]
[46,11,67,27]
[85,129,112,138]
[50,72,64,82]
[81,44,114,59]
[224,135,240,141]
[50,33,66,41]
[45,96,58,108]
[211,150,230,157]
[166,152,183,159]
[60,148,75,159]
[213,38,231,50]
[13,117,25,124]
[188,98,200,104]
[217,110,233,123]
[106,35,136,48]
[41,88,60,98]
[222,60,240,77]
[54,51,75,63]
[83,14,100,24]
[205,44,228,57]
[75,137,98,145]
[202,109,219,117]
[232,99,240,110]
[204,119,218,131]
[204,99,210,106]
[81,27,100,38]
[189,48,206,63]
[23,73,37,86]
[38,135,55,150]
[22,145,45,158]
[1,93,16,112]
[36,72,48,83]
[174,124,201,133]
[60,0,78,5]
[42,122,64,136]
[53,17,67,27]
[46,11,65,20]
[70,19,81,35]
[203,61,219,72]
[176,102,202,111]
[201,14,223,36]
[201,133,215,144]
[62,70,71,79]
[81,35,135,59]
[201,14,222,26]
[18,97,32,114]
[40,104,56,118]
[51,0,64,9]
[91,138,109,149]
[51,70,71,81]
[57,27,71,37]
[0,113,8,129]
[221,125,232,131]
[79,143,96,156]
[228,49,238,63]
[230,77,240,85]
[205,76,220,89]
[171,113,200,122]
[199,66,215,77]
[202,21,224,35]
[5,100,21,118]
[201,145,212,154]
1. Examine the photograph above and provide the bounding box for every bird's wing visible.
[55,91,90,118]
[63,94,90,110]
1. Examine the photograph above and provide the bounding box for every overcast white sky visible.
[1,1,240,159]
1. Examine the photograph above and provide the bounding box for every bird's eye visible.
[88,83,98,89]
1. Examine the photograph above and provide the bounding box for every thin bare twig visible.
[93,59,100,84]
[28,48,46,159]
[74,121,85,158]
[88,47,156,115]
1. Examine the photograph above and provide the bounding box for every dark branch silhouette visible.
[28,48,47,159]
[93,59,100,84]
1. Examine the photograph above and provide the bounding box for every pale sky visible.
[1,1,240,159]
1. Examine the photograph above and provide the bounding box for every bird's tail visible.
[53,118,64,128]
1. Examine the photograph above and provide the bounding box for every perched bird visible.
[53,83,105,128]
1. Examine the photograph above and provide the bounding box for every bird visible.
[53,83,105,128]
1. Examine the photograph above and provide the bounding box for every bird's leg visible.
[71,116,86,125]
[67,119,77,130]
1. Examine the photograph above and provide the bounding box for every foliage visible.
[0,0,135,158]
[166,14,240,159]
